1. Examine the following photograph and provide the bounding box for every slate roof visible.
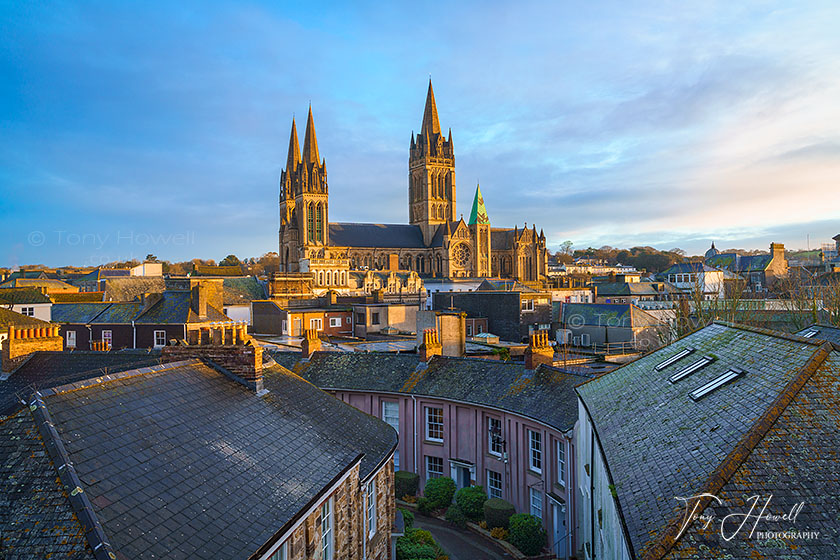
[0,408,91,558]
[51,303,113,324]
[1,278,78,291]
[192,264,246,277]
[667,351,840,559]
[595,282,681,298]
[50,292,106,303]
[0,307,52,330]
[797,323,840,345]
[223,277,267,305]
[0,287,52,305]
[576,322,836,559]
[661,262,721,275]
[2,360,396,559]
[329,222,427,248]
[102,277,165,302]
[286,351,589,432]
[560,303,660,328]
[707,252,773,272]
[134,291,230,324]
[477,278,540,292]
[0,350,163,417]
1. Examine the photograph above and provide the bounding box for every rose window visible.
[452,243,471,268]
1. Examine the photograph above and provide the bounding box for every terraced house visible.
[0,332,398,559]
[277,339,588,559]
[575,322,840,559]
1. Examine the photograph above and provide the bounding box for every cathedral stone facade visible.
[278,81,547,286]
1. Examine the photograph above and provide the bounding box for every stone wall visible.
[161,344,262,385]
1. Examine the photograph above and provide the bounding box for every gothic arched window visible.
[307,203,315,244]
[315,203,323,243]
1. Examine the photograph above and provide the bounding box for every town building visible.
[705,242,789,293]
[277,81,548,283]
[0,287,53,321]
[558,302,667,353]
[660,262,729,299]
[0,332,398,560]
[282,333,588,559]
[574,322,840,559]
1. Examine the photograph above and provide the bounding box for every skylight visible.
[655,348,695,371]
[689,368,745,401]
[802,329,819,339]
[668,355,714,384]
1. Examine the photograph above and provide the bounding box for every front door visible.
[293,318,302,336]
[449,462,472,489]
[552,503,567,558]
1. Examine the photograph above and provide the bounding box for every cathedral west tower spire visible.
[409,80,456,245]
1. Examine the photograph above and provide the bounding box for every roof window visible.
[689,368,745,401]
[801,329,819,339]
[655,348,695,371]
[669,355,714,384]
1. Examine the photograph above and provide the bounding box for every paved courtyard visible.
[413,515,513,560]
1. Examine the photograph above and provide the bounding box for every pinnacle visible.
[285,118,301,172]
[302,105,320,165]
[421,79,441,136]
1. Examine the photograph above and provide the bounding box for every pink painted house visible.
[277,351,587,559]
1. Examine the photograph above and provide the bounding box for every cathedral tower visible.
[409,80,456,244]
[279,106,329,271]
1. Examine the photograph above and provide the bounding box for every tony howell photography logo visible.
[675,493,820,543]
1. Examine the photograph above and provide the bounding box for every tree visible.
[145,254,159,262]
[219,254,241,267]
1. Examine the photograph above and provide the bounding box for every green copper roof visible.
[468,184,490,225]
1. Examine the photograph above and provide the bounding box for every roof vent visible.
[689,368,745,401]
[655,347,695,371]
[669,355,714,384]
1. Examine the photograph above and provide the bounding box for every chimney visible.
[525,330,554,370]
[191,284,208,319]
[770,242,785,262]
[2,325,63,372]
[301,328,322,360]
[418,328,442,362]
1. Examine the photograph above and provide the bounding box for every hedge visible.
[395,470,420,498]
[508,513,547,556]
[444,504,467,528]
[484,498,516,529]
[423,476,456,509]
[454,486,487,520]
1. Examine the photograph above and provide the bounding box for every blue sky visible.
[2,1,839,267]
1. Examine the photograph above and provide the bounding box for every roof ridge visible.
[641,341,834,559]
[38,359,197,398]
[713,320,824,346]
[28,393,117,560]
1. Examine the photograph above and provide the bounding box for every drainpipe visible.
[132,320,136,349]
[86,324,93,350]
[411,395,418,474]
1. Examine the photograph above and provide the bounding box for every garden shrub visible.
[399,508,415,530]
[396,470,420,498]
[417,497,435,515]
[489,527,509,540]
[454,485,487,520]
[483,498,516,529]
[508,513,547,556]
[444,504,467,528]
[423,477,456,509]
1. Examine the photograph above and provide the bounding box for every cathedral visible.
[278,81,547,288]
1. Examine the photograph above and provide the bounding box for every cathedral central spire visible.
[468,183,490,225]
[302,105,320,165]
[421,79,441,136]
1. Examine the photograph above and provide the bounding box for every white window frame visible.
[329,317,341,328]
[530,487,543,519]
[381,401,400,470]
[521,299,534,312]
[425,406,444,442]
[556,439,566,487]
[268,542,287,560]
[21,306,34,317]
[528,429,542,473]
[153,330,167,348]
[367,479,377,538]
[321,498,333,560]
[487,469,503,500]
[310,318,323,331]
[426,456,444,481]
[66,330,76,348]
[487,417,502,457]
[102,330,113,349]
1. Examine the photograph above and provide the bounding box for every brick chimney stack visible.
[418,328,443,362]
[191,284,209,319]
[525,330,554,370]
[770,242,785,262]
[301,328,322,360]
[2,325,63,372]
